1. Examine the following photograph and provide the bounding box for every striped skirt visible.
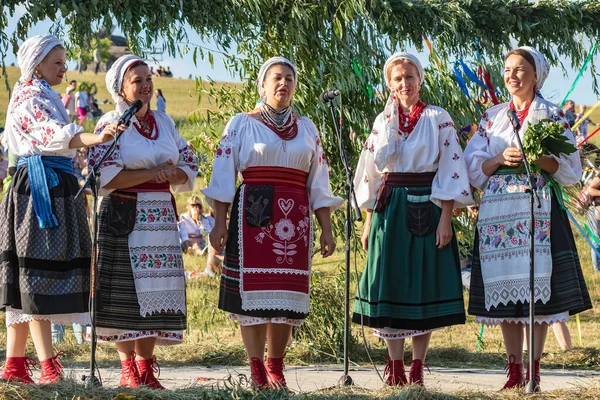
[94,197,185,344]
[0,167,91,325]
[468,193,592,323]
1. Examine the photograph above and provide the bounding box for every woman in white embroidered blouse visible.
[463,46,591,390]
[352,52,474,387]
[202,57,342,389]
[0,34,119,385]
[87,55,198,390]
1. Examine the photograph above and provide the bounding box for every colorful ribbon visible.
[560,41,598,108]
[352,57,374,100]
[567,209,600,259]
[453,61,482,116]
[578,124,600,148]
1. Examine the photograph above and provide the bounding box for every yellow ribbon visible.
[423,34,443,70]
[571,99,600,132]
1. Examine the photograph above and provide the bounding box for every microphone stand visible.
[324,96,362,387]
[511,122,541,393]
[76,128,127,388]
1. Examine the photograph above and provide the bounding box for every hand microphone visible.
[118,99,144,126]
[506,108,521,130]
[320,89,341,103]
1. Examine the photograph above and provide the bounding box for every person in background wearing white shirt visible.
[75,82,89,125]
[155,89,166,113]
[63,80,77,122]
[575,104,596,140]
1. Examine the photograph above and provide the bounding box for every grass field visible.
[1,67,600,398]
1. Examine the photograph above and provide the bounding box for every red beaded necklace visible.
[509,100,532,125]
[133,108,158,140]
[259,104,299,141]
[398,100,427,135]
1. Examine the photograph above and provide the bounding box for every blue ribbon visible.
[17,155,73,229]
[453,62,482,116]
[566,209,600,260]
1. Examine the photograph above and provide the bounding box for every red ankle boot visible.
[137,356,165,390]
[249,357,269,389]
[266,356,286,389]
[409,359,428,386]
[501,355,524,390]
[384,356,407,386]
[1,357,36,384]
[525,358,541,386]
[39,351,64,384]
[120,352,141,388]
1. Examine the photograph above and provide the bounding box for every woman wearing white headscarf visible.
[0,34,117,384]
[203,56,342,389]
[352,52,474,387]
[464,47,591,390]
[86,55,198,390]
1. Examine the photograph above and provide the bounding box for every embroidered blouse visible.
[202,113,343,212]
[3,76,82,158]
[464,97,582,190]
[87,110,198,195]
[354,105,474,210]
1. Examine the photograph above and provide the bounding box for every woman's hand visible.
[98,124,127,144]
[320,230,336,258]
[436,201,454,249]
[152,160,177,182]
[436,216,453,249]
[497,147,523,167]
[209,224,228,254]
[360,210,373,251]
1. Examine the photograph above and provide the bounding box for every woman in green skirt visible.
[352,52,474,386]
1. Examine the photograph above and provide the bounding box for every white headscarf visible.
[256,57,298,99]
[516,46,550,90]
[17,34,62,82]
[374,52,427,170]
[383,52,425,88]
[106,54,144,114]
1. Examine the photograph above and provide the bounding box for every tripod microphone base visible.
[338,374,353,386]
[525,380,540,393]
[82,373,102,389]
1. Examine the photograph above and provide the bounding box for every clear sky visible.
[2,7,598,106]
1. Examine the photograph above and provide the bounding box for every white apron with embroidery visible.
[87,110,198,342]
[464,97,582,311]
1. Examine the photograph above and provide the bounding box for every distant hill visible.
[0,66,238,127]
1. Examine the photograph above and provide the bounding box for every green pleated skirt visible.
[352,186,466,330]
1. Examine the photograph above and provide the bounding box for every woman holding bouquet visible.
[464,46,591,391]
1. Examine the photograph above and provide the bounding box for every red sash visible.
[239,166,312,313]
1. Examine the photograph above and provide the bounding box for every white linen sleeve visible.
[167,115,198,193]
[201,116,242,209]
[14,95,82,153]
[430,114,474,209]
[548,116,582,186]
[464,116,494,191]
[87,113,124,196]
[353,117,384,210]
[178,217,190,242]
[305,119,344,212]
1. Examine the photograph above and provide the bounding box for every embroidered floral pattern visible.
[89,330,183,342]
[438,121,455,130]
[130,246,183,270]
[275,219,295,241]
[246,195,270,226]
[253,198,310,265]
[178,144,199,171]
